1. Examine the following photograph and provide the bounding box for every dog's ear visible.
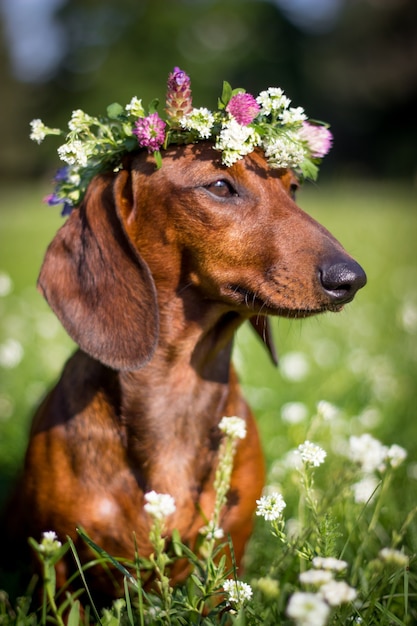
[249,317,278,366]
[37,172,159,370]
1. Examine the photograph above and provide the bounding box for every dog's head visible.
[38,142,366,370]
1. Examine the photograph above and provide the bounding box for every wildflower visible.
[349,433,388,473]
[316,400,339,421]
[144,491,176,521]
[125,96,145,117]
[312,556,348,572]
[386,443,407,468]
[280,106,307,125]
[29,119,61,143]
[286,591,330,626]
[57,140,91,167]
[281,401,308,424]
[256,492,286,521]
[68,109,95,132]
[0,272,12,297]
[319,580,357,606]
[165,66,193,122]
[218,415,247,440]
[256,87,291,115]
[226,92,260,125]
[299,569,334,586]
[39,530,62,555]
[297,440,327,467]
[379,547,409,567]
[215,118,260,166]
[180,107,215,139]
[299,122,333,158]
[351,475,379,504]
[223,579,253,608]
[134,113,166,153]
[199,521,224,541]
[263,134,307,169]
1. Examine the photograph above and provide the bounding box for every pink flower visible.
[134,113,166,153]
[226,93,260,126]
[165,66,193,122]
[299,122,333,158]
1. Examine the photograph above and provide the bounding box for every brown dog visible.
[4,142,366,600]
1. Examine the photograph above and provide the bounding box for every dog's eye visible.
[289,181,299,200]
[205,179,237,198]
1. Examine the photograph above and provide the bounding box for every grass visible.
[0,178,416,624]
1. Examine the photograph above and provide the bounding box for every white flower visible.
[256,492,286,521]
[349,434,388,473]
[180,107,215,139]
[351,475,379,504]
[0,271,12,297]
[299,569,334,586]
[144,491,176,521]
[0,338,24,369]
[316,400,339,421]
[286,591,330,626]
[312,557,348,573]
[263,134,307,169]
[256,87,291,115]
[297,441,327,467]
[58,140,91,167]
[218,415,247,440]
[29,119,48,144]
[319,580,357,606]
[199,521,224,541]
[280,106,307,125]
[223,579,253,607]
[386,444,407,468]
[379,548,409,567]
[68,109,95,132]
[215,117,260,166]
[39,530,62,554]
[281,401,308,424]
[125,96,145,117]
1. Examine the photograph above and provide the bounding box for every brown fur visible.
[3,142,366,600]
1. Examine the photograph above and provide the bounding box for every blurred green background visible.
[0,0,416,549]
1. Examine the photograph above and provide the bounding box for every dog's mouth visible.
[224,283,345,318]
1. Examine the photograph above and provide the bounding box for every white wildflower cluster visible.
[68,109,96,132]
[218,415,247,440]
[297,440,327,467]
[144,491,176,521]
[379,547,409,567]
[262,133,307,169]
[125,96,145,117]
[349,433,407,503]
[256,492,286,522]
[288,556,356,624]
[256,87,291,115]
[29,119,61,144]
[57,140,92,168]
[39,530,62,555]
[199,520,224,541]
[223,579,253,609]
[180,107,215,139]
[215,117,260,166]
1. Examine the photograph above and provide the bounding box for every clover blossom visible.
[144,491,176,521]
[180,107,215,139]
[297,440,327,467]
[256,492,286,521]
[286,591,330,626]
[319,580,357,606]
[134,113,166,153]
[215,118,260,166]
[165,66,193,123]
[223,579,253,608]
[299,122,333,158]
[226,92,260,125]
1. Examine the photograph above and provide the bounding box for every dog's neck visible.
[118,287,244,500]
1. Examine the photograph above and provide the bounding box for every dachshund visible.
[3,141,366,602]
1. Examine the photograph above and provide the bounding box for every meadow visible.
[0,179,416,624]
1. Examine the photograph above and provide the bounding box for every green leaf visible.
[218,81,233,109]
[107,103,124,119]
[148,98,160,114]
[153,150,163,169]
[67,600,81,626]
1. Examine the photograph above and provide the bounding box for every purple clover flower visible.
[168,66,190,89]
[165,67,193,122]
[134,113,166,153]
[299,122,333,158]
[226,93,260,126]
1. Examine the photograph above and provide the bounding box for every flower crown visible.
[30,67,332,216]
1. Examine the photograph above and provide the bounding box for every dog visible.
[3,141,366,601]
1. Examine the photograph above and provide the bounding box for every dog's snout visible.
[319,258,367,304]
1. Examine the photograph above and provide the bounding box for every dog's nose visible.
[319,258,367,304]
